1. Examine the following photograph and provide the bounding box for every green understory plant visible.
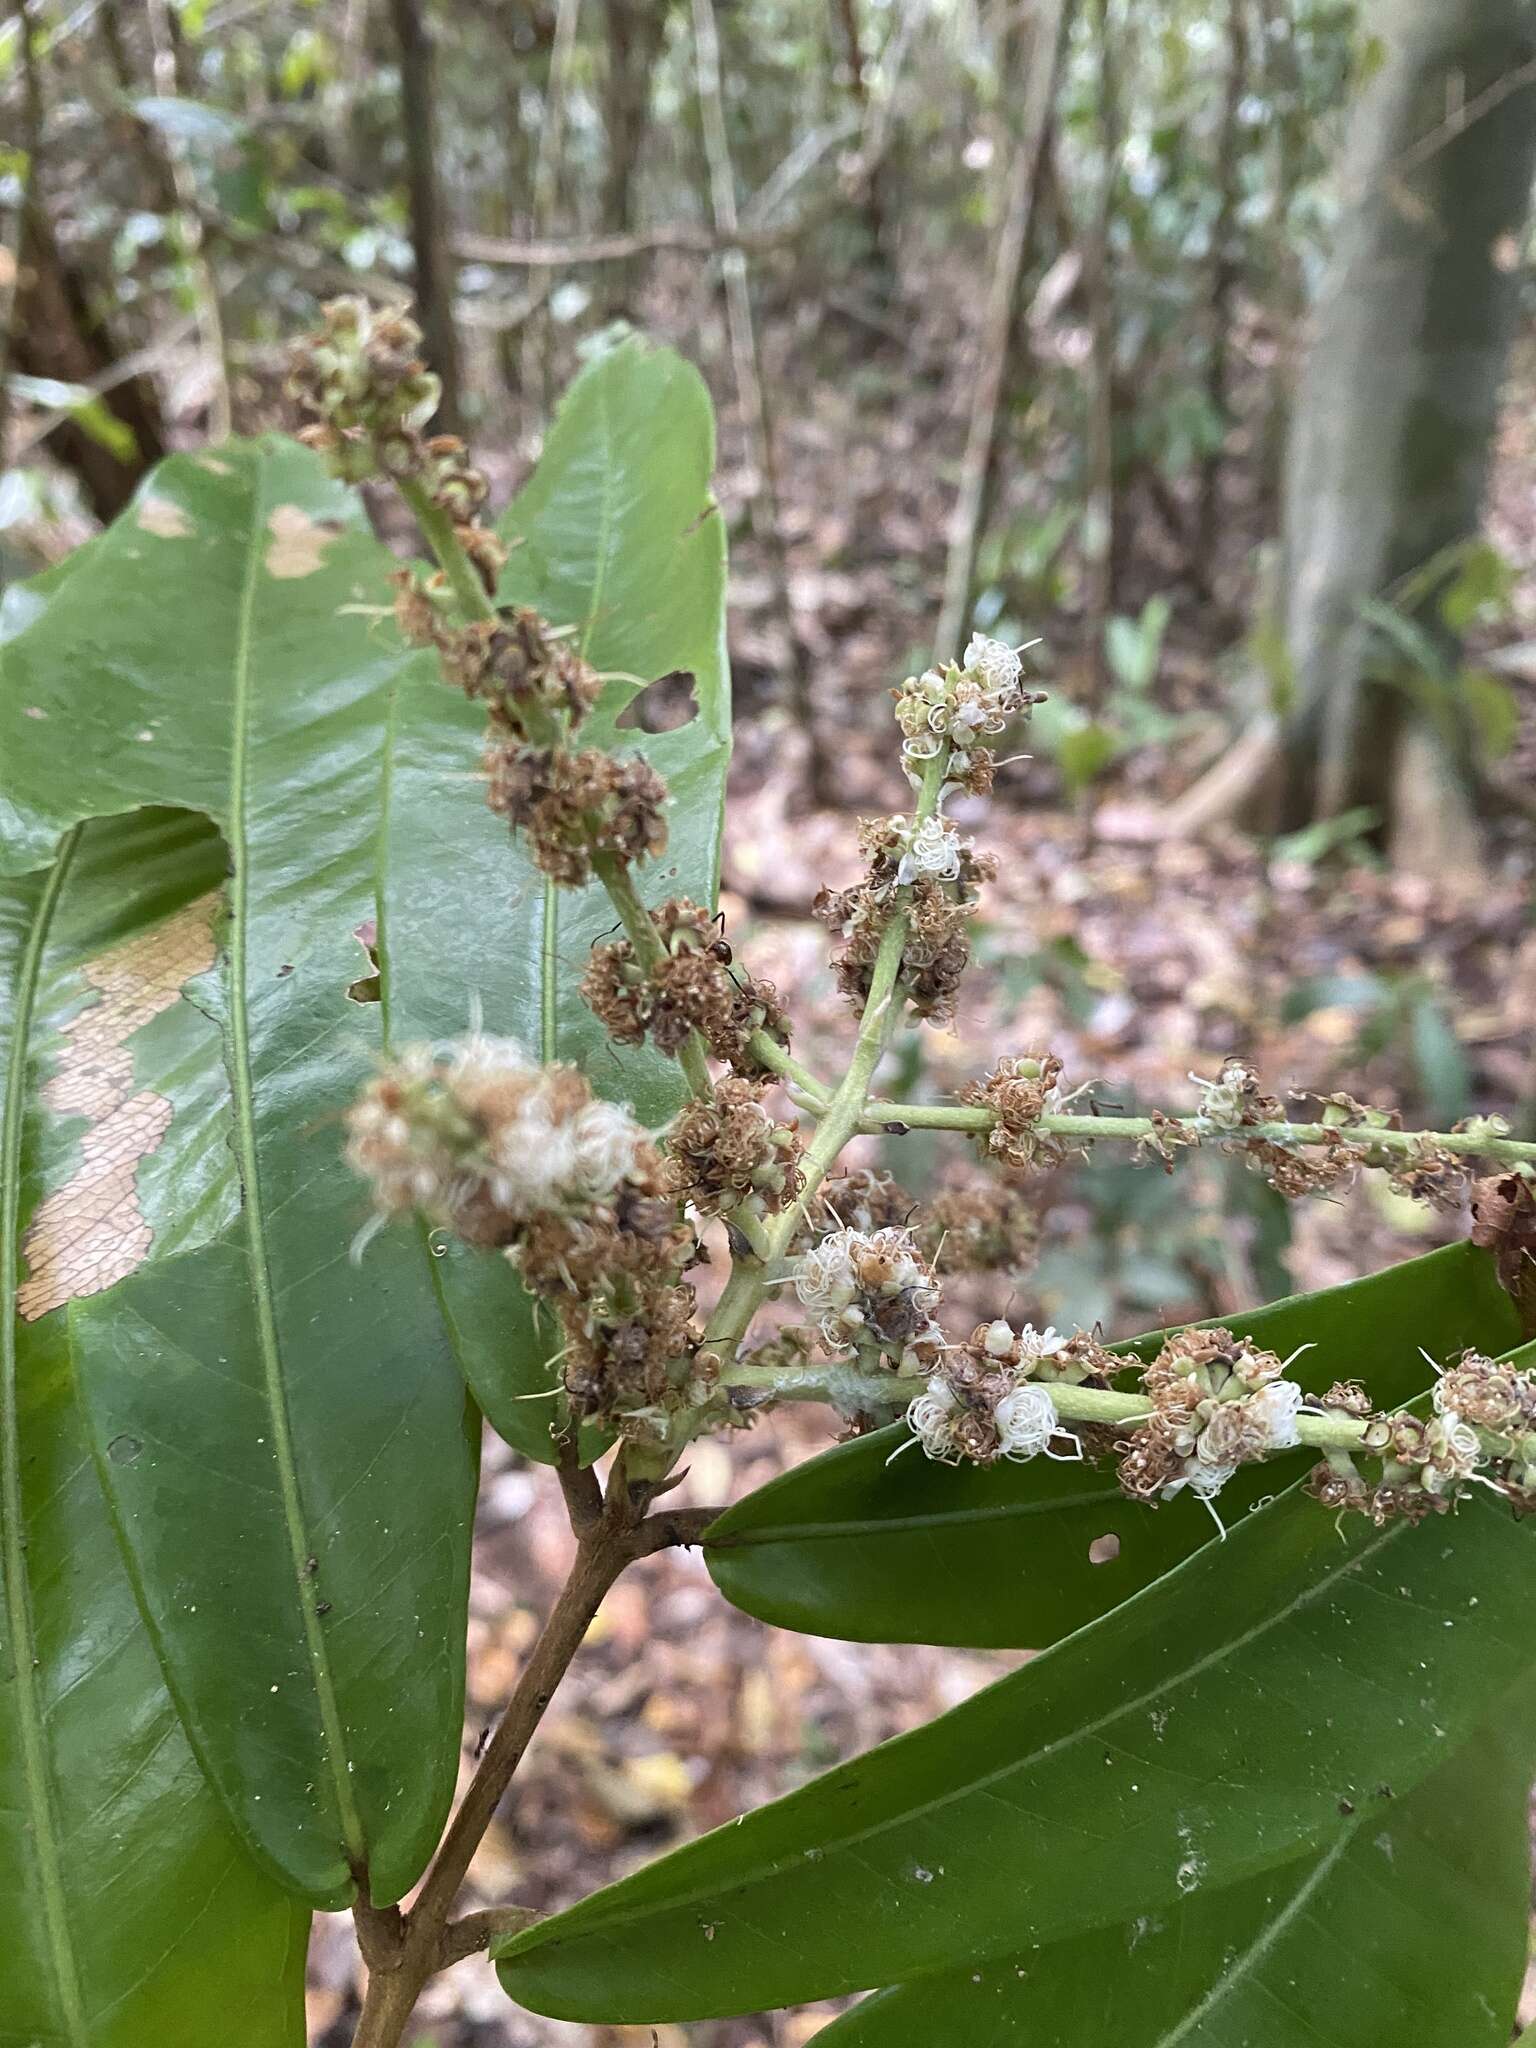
[5,303,1536,2048]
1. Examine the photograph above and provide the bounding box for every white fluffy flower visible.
[446,1035,534,1084]
[906,1377,964,1463]
[977,1320,1068,1372]
[564,1096,651,1200]
[793,1231,861,1319]
[347,1032,652,1244]
[1423,1410,1482,1491]
[1188,1056,1271,1135]
[483,1077,646,1212]
[896,816,964,886]
[1183,1458,1237,1501]
[995,1381,1061,1461]
[1188,1068,1249,1131]
[895,635,1035,785]
[963,633,1024,697]
[1246,1377,1303,1450]
[1174,1378,1305,1502]
[795,1226,940,1354]
[1017,1323,1068,1372]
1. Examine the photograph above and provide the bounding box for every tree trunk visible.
[387,0,462,433]
[1081,0,1123,705]
[523,0,581,433]
[933,0,1075,665]
[1255,0,1306,512]
[7,2,166,518]
[1274,0,1536,843]
[691,0,831,800]
[1197,0,1249,565]
[599,0,671,318]
[831,0,888,261]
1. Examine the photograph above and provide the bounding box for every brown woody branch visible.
[349,1474,724,2048]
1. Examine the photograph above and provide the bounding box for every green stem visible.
[399,476,497,621]
[860,1101,1536,1165]
[400,473,724,1105]
[745,1028,831,1108]
[590,850,714,1100]
[717,1360,1512,1460]
[704,748,951,1361]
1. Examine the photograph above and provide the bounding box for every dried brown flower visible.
[485,740,668,885]
[960,1054,1081,1176]
[582,900,792,1076]
[813,816,993,1025]
[920,1179,1037,1273]
[1386,1137,1472,1213]
[1244,1132,1360,1199]
[1470,1170,1536,1332]
[1319,1379,1375,1418]
[665,1080,804,1217]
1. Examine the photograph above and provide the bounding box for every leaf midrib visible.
[538,364,621,1068]
[504,1517,1411,1954]
[708,1483,1123,1550]
[225,463,366,1874]
[0,828,90,2043]
[1153,1826,1352,2045]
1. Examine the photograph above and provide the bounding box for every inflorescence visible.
[347,1033,713,1443]
[303,299,1536,1525]
[582,897,791,1080]
[815,814,996,1025]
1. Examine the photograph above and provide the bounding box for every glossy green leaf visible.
[378,337,730,1457]
[497,1481,1536,2022]
[2,814,308,2045]
[818,1705,1535,2046]
[706,1241,1517,1648]
[0,440,478,1907]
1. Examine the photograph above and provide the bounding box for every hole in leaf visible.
[1087,1533,1121,1565]
[615,669,699,734]
[347,920,381,1005]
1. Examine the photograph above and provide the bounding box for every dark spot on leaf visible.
[276,963,294,979]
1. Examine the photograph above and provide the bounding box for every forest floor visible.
[301,303,1536,2044]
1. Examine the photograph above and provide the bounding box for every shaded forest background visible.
[5,1,1536,2041]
